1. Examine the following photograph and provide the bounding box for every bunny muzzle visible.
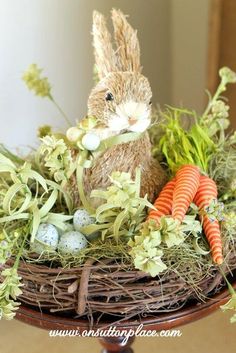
[108,100,151,133]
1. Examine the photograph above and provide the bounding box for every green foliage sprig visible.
[0,229,28,320]
[80,170,154,242]
[208,142,236,200]
[38,135,75,183]
[0,152,73,242]
[0,230,19,265]
[0,268,23,320]
[201,67,236,123]
[22,64,72,126]
[159,108,216,173]
[151,67,236,175]
[129,215,202,277]
[128,219,167,277]
[220,271,236,323]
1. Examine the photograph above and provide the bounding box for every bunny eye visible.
[105,92,114,101]
[149,100,152,105]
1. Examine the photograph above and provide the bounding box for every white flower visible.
[219,67,236,84]
[211,100,229,119]
[108,101,151,133]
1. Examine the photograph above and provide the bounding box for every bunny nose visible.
[128,117,138,125]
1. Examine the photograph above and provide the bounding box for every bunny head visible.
[88,9,152,135]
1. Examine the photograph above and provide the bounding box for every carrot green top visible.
[159,107,216,174]
[156,67,236,175]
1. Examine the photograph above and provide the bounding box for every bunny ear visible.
[92,11,117,79]
[111,9,142,73]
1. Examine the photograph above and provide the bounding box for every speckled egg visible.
[31,223,59,254]
[58,231,88,255]
[73,209,95,231]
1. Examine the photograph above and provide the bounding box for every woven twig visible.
[2,250,236,323]
[77,259,95,315]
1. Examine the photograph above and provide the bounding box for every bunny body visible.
[84,131,166,201]
[83,9,166,202]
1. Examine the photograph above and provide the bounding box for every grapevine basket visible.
[2,243,236,328]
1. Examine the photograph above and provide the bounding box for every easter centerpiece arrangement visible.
[1,9,236,325]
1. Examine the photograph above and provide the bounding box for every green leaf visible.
[43,213,73,230]
[0,144,25,165]
[76,165,95,214]
[230,313,236,323]
[135,168,141,197]
[2,183,31,215]
[96,203,117,222]
[20,169,48,192]
[30,206,41,242]
[0,153,16,169]
[0,164,16,174]
[12,191,32,215]
[193,237,209,255]
[113,209,127,242]
[39,189,58,218]
[80,222,113,235]
[0,213,30,223]
[46,179,73,213]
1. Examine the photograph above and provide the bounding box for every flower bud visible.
[82,133,100,151]
[66,127,82,142]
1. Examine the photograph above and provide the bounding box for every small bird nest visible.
[2,244,236,325]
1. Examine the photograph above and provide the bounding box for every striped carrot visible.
[172,165,201,222]
[194,175,223,265]
[147,178,176,223]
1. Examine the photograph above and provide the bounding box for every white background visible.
[0,0,209,149]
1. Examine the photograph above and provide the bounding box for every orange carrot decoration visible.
[172,165,201,223]
[194,175,223,265]
[147,178,176,223]
[147,165,223,265]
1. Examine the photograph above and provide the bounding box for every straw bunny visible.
[83,9,166,202]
